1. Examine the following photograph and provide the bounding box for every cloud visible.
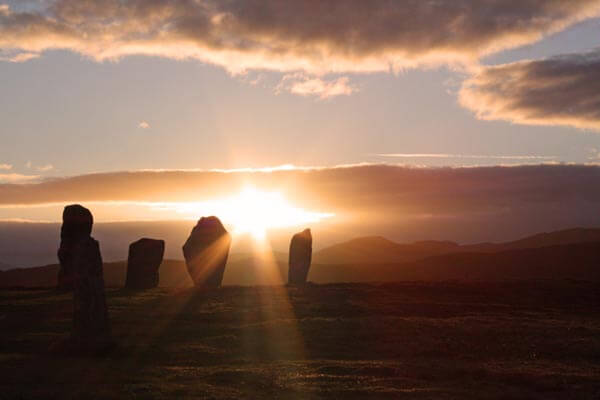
[1,1,599,75]
[588,148,600,160]
[24,161,54,171]
[4,164,600,248]
[0,49,40,62]
[247,73,266,87]
[138,121,150,129]
[0,164,12,170]
[36,164,53,172]
[277,74,356,99]
[8,51,39,62]
[0,173,40,183]
[459,50,600,131]
[3,164,600,241]
[375,153,557,160]
[1,164,599,217]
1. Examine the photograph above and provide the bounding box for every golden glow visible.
[154,186,334,239]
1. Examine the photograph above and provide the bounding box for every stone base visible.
[50,335,116,356]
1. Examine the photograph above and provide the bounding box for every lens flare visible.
[153,186,333,239]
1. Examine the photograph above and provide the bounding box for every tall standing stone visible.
[288,229,312,285]
[182,216,231,288]
[71,236,111,349]
[54,205,111,353]
[125,238,164,289]
[57,205,94,290]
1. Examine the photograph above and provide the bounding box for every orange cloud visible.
[0,50,40,62]
[1,0,599,75]
[1,165,600,221]
[277,74,356,99]
[3,165,600,250]
[375,154,557,160]
[0,173,40,183]
[36,164,54,172]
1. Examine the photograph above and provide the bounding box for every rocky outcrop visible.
[57,205,94,290]
[125,238,164,289]
[288,229,312,285]
[182,216,231,288]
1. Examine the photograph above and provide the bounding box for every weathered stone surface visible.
[70,236,111,351]
[288,229,312,285]
[182,216,231,288]
[125,238,164,289]
[57,204,94,290]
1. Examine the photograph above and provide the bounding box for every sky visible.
[1,1,600,239]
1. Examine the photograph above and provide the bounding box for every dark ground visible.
[1,281,599,399]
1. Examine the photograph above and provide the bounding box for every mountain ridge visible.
[314,227,600,264]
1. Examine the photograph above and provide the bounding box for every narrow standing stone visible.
[288,228,312,285]
[52,204,112,353]
[71,236,111,348]
[57,204,93,290]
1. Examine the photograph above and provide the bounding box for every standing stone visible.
[125,238,164,289]
[71,236,111,349]
[52,205,112,353]
[182,216,231,288]
[288,229,312,285]
[57,205,94,290]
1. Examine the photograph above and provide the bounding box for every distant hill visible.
[0,256,289,288]
[3,221,600,269]
[0,260,190,289]
[2,241,599,288]
[314,228,600,264]
[312,242,600,283]
[467,228,600,252]
[313,236,461,264]
[0,220,344,268]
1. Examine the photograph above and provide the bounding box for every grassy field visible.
[1,281,599,399]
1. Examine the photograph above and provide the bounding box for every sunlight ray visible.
[151,186,334,239]
[239,233,311,365]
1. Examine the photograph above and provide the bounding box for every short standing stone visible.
[125,238,165,289]
[71,236,111,349]
[57,204,94,290]
[288,229,312,285]
[182,216,231,288]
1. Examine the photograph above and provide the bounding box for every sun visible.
[156,186,334,239]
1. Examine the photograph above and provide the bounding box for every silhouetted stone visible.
[288,229,312,285]
[125,238,164,289]
[182,216,231,288]
[57,204,94,290]
[70,237,111,350]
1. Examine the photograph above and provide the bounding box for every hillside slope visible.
[313,242,600,283]
[313,236,461,264]
[2,241,599,288]
[314,228,600,264]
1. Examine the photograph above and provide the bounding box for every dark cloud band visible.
[1,164,600,215]
[3,164,600,242]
